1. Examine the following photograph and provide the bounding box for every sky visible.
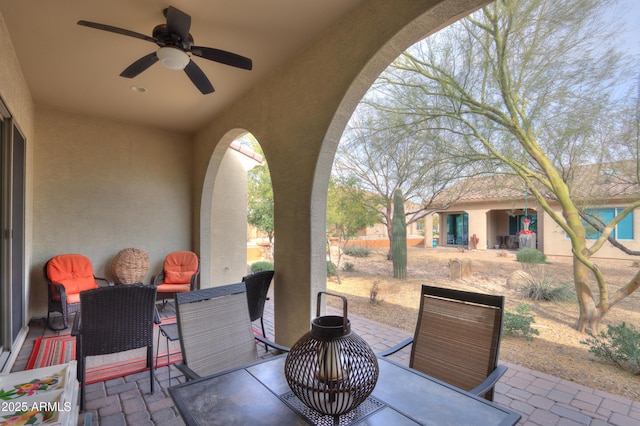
[613,0,640,59]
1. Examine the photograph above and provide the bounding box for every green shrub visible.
[516,248,547,264]
[250,261,274,273]
[342,262,355,272]
[343,246,371,257]
[327,261,337,276]
[519,273,575,302]
[581,323,640,375]
[503,303,540,340]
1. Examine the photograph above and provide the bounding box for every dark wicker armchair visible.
[380,285,507,401]
[242,270,274,349]
[174,283,288,381]
[71,284,158,411]
[44,254,113,330]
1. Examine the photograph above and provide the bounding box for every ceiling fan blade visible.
[165,6,191,41]
[120,52,159,78]
[184,60,214,94]
[191,46,253,70]
[77,20,157,44]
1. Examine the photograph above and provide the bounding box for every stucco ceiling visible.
[0,0,367,133]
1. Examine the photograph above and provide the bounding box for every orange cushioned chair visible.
[44,254,113,330]
[150,250,200,306]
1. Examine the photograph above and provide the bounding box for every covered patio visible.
[3,1,638,424]
[0,0,506,367]
[10,297,640,425]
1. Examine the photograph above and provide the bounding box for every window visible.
[582,208,634,240]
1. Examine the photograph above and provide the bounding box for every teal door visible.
[446,213,468,246]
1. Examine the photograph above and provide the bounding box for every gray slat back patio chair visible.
[381,285,506,401]
[174,283,261,380]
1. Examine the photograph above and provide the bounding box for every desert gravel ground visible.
[326,246,640,402]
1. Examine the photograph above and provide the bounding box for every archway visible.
[200,129,266,288]
[310,1,487,311]
[195,1,492,346]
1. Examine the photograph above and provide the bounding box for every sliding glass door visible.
[446,213,468,246]
[0,99,26,371]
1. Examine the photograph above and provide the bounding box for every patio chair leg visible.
[260,318,268,352]
[157,299,169,311]
[45,312,67,331]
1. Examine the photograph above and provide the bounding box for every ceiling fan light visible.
[157,47,189,70]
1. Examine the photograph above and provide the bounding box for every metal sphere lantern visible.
[284,292,379,417]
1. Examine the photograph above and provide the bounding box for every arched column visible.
[196,0,491,346]
[199,129,248,288]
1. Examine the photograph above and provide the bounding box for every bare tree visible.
[334,105,476,258]
[372,0,639,331]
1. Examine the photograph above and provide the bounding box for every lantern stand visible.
[284,292,379,423]
[519,187,536,248]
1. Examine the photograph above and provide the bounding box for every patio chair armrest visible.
[71,313,81,336]
[469,364,508,396]
[254,333,290,353]
[47,281,67,296]
[150,273,164,286]
[378,337,414,357]
[95,276,114,287]
[190,269,200,291]
[174,362,201,381]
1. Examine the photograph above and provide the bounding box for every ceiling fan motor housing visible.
[152,24,193,50]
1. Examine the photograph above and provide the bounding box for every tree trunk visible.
[385,207,393,260]
[392,189,407,279]
[573,256,603,332]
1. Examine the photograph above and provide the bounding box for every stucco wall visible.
[541,204,640,260]
[0,12,33,137]
[209,149,250,286]
[30,107,193,317]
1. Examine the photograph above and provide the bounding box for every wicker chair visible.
[71,284,158,411]
[242,270,274,349]
[150,251,199,306]
[380,285,507,401]
[174,283,288,381]
[44,254,113,330]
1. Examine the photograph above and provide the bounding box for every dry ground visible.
[326,246,640,402]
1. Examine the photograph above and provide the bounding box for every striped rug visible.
[26,320,182,384]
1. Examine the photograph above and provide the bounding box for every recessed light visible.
[130,85,147,93]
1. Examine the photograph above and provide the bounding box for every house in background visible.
[427,162,639,260]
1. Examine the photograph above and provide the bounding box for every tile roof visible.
[437,161,639,206]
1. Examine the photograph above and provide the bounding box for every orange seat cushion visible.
[66,293,81,305]
[163,251,198,284]
[157,283,191,293]
[47,254,99,295]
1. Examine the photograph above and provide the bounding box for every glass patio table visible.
[169,354,521,425]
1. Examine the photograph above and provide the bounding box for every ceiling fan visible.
[77,6,252,94]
